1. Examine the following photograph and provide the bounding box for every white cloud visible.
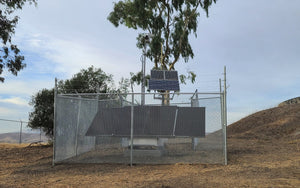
[0,79,53,96]
[0,97,29,106]
[17,32,140,82]
[27,38,43,48]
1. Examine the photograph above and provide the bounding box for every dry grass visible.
[0,137,299,187]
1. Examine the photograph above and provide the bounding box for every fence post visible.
[19,121,22,144]
[191,90,199,150]
[219,79,225,164]
[53,78,58,166]
[75,95,81,156]
[130,93,134,166]
[95,85,100,150]
[223,66,228,165]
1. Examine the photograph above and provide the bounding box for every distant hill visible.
[278,96,300,106]
[0,132,48,143]
[228,103,300,140]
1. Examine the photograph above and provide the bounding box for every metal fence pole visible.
[19,121,23,144]
[95,85,100,151]
[75,96,82,156]
[219,79,225,164]
[219,78,224,124]
[53,78,58,166]
[141,45,146,105]
[223,66,228,165]
[130,93,134,166]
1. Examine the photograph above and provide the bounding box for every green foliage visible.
[28,66,127,137]
[108,0,216,72]
[117,77,131,93]
[28,88,54,138]
[57,66,114,94]
[0,0,37,82]
[179,71,196,84]
[129,71,150,88]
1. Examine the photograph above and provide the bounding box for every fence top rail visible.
[57,95,98,101]
[0,118,28,123]
[58,92,223,97]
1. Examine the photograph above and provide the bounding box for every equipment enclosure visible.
[54,92,227,165]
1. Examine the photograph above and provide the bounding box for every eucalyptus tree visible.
[108,0,216,82]
[0,0,37,82]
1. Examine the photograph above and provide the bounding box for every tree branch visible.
[169,2,199,70]
[162,1,171,69]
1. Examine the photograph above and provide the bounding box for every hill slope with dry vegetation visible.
[228,103,300,140]
[0,104,299,187]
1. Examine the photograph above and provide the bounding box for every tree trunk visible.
[162,91,170,106]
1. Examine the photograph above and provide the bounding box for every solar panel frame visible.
[148,80,180,91]
[149,70,180,91]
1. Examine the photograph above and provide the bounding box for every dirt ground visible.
[1,104,300,187]
[0,137,299,187]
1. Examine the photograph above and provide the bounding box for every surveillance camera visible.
[140,33,153,38]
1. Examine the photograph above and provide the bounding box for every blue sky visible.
[1,0,300,133]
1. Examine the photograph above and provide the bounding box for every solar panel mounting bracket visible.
[153,91,176,100]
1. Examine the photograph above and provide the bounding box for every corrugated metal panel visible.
[175,107,205,137]
[134,106,176,136]
[86,106,205,137]
[86,107,131,136]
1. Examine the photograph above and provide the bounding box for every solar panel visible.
[165,71,178,80]
[150,70,164,80]
[149,70,180,91]
[149,80,180,91]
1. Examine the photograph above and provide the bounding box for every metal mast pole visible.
[141,44,146,105]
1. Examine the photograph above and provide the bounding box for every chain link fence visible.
[54,92,227,165]
[0,119,47,144]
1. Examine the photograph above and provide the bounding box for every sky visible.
[0,0,300,133]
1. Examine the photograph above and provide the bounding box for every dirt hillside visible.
[0,104,299,187]
[228,103,300,140]
[0,132,48,143]
[278,96,300,106]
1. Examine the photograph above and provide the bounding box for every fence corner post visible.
[53,77,58,166]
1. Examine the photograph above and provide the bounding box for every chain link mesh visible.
[54,92,226,164]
